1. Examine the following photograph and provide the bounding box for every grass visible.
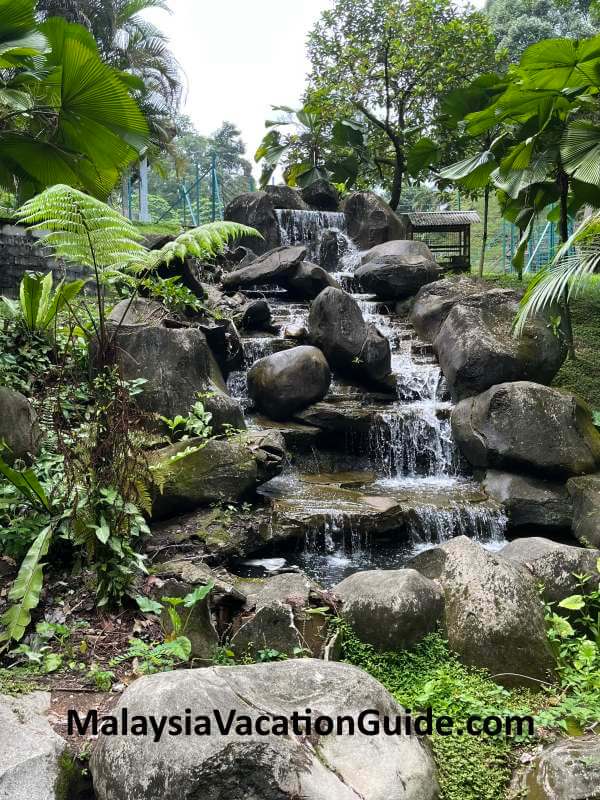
[337,625,539,800]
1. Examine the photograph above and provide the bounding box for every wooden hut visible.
[399,210,480,271]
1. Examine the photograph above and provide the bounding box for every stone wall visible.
[0,221,89,298]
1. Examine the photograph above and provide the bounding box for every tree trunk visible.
[478,185,490,278]
[558,169,576,360]
[389,142,404,211]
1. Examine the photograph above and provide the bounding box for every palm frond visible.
[514,211,600,336]
[17,184,145,269]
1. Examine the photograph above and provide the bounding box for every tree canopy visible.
[306,0,498,209]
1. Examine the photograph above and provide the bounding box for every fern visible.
[140,221,262,271]
[0,525,54,647]
[17,185,146,270]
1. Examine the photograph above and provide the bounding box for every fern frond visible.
[139,221,262,272]
[17,185,146,270]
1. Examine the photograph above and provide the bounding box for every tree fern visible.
[140,221,262,272]
[514,212,600,337]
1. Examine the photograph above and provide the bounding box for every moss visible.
[0,667,40,696]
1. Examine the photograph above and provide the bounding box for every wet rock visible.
[308,287,391,384]
[567,472,600,547]
[335,569,444,651]
[355,241,441,300]
[0,691,70,800]
[222,245,306,290]
[237,299,273,331]
[248,346,331,421]
[301,179,339,211]
[483,471,572,531]
[452,382,600,478]
[409,536,555,687]
[433,291,567,399]
[286,261,340,299]
[148,436,282,519]
[0,387,42,463]
[224,191,280,254]
[198,319,245,376]
[244,429,288,485]
[264,184,308,210]
[319,229,348,272]
[90,660,439,800]
[500,537,599,603]
[203,393,246,435]
[343,191,405,250]
[510,736,600,800]
[295,398,384,436]
[155,578,218,660]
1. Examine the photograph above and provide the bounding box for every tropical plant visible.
[255,104,365,189]
[159,398,213,443]
[0,0,149,199]
[307,0,498,209]
[1,272,85,334]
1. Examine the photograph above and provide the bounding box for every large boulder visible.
[222,245,306,290]
[510,736,600,800]
[567,472,600,547]
[409,536,555,686]
[286,261,341,299]
[343,192,405,250]
[433,290,567,399]
[308,287,391,384]
[483,470,572,531]
[109,323,244,434]
[224,191,280,254]
[452,382,600,478]
[500,537,599,603]
[335,569,444,652]
[0,387,42,463]
[108,297,168,327]
[264,185,308,210]
[410,276,491,340]
[355,240,441,300]
[236,299,273,331]
[319,229,349,272]
[0,691,70,800]
[301,179,339,211]
[248,346,331,421]
[90,660,439,800]
[148,433,285,518]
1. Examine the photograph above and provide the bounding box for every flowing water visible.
[233,210,506,585]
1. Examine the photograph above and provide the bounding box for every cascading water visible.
[234,208,507,585]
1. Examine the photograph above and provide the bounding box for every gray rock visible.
[222,245,306,290]
[157,578,218,660]
[452,382,600,478]
[0,387,42,463]
[343,191,405,250]
[248,346,331,420]
[108,297,168,327]
[510,736,600,799]
[409,536,555,687]
[224,191,280,254]
[301,179,339,211]
[308,287,391,384]
[286,261,341,299]
[500,537,599,603]
[108,323,243,433]
[483,471,572,531]
[264,185,308,210]
[567,472,600,547]
[90,660,439,800]
[409,276,496,341]
[355,240,441,300]
[335,569,444,651]
[433,291,567,399]
[319,229,349,272]
[148,435,284,519]
[238,299,272,331]
[0,691,69,800]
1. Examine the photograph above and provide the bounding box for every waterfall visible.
[275,208,360,271]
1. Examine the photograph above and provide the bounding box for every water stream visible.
[233,210,506,585]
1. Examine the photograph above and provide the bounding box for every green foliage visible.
[334,623,534,800]
[1,272,85,334]
[0,0,149,199]
[138,275,203,315]
[159,398,213,443]
[307,0,498,208]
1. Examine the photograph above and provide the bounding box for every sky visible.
[147,0,486,177]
